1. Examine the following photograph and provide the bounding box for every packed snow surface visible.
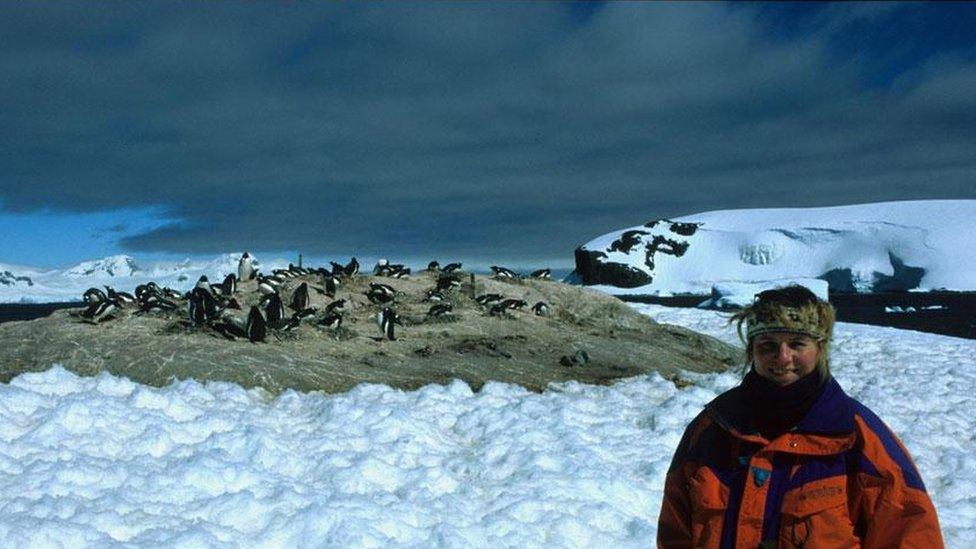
[1,307,973,547]
[583,199,976,295]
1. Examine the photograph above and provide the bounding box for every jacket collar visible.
[705,376,856,443]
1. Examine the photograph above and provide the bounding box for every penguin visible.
[138,295,179,313]
[390,266,410,278]
[329,261,345,277]
[134,283,151,301]
[188,286,218,324]
[81,299,118,323]
[442,262,462,273]
[245,306,267,343]
[490,266,518,279]
[257,276,277,296]
[489,298,527,316]
[499,298,527,310]
[321,275,337,298]
[475,293,504,306]
[274,268,295,279]
[105,286,136,305]
[531,301,551,316]
[373,258,390,276]
[292,307,317,322]
[370,282,396,296]
[530,268,551,280]
[427,303,453,317]
[436,276,462,292]
[376,307,402,341]
[265,292,285,327]
[343,257,359,277]
[366,282,396,304]
[195,275,214,292]
[83,287,107,304]
[424,289,445,302]
[318,311,343,330]
[324,299,347,315]
[238,252,256,281]
[163,287,183,300]
[427,261,440,272]
[366,288,395,304]
[291,282,310,311]
[222,273,238,295]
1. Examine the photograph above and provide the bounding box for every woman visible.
[657,286,943,548]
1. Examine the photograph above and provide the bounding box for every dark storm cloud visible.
[1,2,974,263]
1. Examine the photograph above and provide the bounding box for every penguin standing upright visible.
[343,257,360,277]
[376,307,402,340]
[188,286,217,324]
[291,282,310,311]
[222,273,238,295]
[245,306,267,342]
[238,252,256,281]
[265,293,285,327]
[322,274,337,297]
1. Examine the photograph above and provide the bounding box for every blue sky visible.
[1,2,974,269]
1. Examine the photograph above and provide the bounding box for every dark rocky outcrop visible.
[574,248,653,287]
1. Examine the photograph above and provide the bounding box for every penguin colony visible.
[75,254,555,344]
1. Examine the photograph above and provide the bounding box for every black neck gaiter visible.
[741,366,828,440]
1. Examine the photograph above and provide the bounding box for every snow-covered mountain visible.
[575,200,976,296]
[63,254,142,278]
[0,253,288,304]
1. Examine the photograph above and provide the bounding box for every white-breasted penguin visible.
[427,303,453,317]
[531,301,550,316]
[83,287,107,304]
[238,252,256,281]
[324,299,346,315]
[105,286,135,305]
[81,299,118,323]
[318,311,343,329]
[188,286,218,324]
[222,273,238,295]
[530,268,551,279]
[490,266,518,279]
[322,274,338,297]
[376,307,402,340]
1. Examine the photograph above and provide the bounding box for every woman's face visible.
[751,332,820,386]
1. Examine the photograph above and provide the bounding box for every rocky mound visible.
[0,269,740,394]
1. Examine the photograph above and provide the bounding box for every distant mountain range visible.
[574,200,976,297]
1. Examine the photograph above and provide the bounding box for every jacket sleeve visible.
[851,414,945,549]
[657,414,705,548]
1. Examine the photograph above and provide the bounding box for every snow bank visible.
[0,307,973,547]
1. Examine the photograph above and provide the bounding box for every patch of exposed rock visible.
[0,271,740,394]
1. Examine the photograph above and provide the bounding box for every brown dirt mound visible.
[0,271,739,394]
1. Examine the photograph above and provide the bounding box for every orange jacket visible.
[658,377,943,548]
